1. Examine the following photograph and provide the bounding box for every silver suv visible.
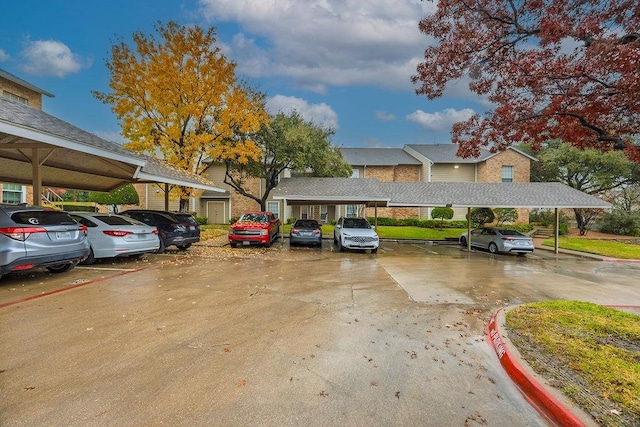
[333,217,379,253]
[0,204,90,279]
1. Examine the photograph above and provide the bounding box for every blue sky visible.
[1,0,484,148]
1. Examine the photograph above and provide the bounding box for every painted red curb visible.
[487,308,586,427]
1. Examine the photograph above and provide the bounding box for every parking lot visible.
[1,241,639,426]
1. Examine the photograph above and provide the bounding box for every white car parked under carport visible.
[69,212,160,264]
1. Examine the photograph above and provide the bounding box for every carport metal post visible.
[467,207,471,252]
[554,207,559,254]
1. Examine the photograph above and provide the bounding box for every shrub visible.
[467,208,495,227]
[195,216,208,225]
[598,210,640,236]
[431,206,454,226]
[287,217,297,225]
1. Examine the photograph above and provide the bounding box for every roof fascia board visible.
[134,170,226,192]
[0,120,145,166]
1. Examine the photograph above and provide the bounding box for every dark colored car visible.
[0,204,89,279]
[120,210,200,253]
[228,212,280,247]
[290,219,323,247]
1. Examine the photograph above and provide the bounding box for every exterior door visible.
[207,201,226,224]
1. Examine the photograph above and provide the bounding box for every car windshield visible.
[11,210,77,226]
[295,220,318,228]
[343,218,370,229]
[94,215,140,226]
[239,213,268,223]
[499,229,524,236]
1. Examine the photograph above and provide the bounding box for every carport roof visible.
[272,178,612,209]
[0,98,224,193]
[272,177,391,206]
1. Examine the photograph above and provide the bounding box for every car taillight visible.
[313,230,321,235]
[0,226,47,241]
[79,224,88,237]
[152,230,158,235]
[291,228,298,233]
[502,237,516,241]
[103,230,133,237]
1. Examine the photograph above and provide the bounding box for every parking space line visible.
[0,266,147,309]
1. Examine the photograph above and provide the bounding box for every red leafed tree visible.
[412,0,640,162]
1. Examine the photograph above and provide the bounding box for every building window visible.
[320,205,328,222]
[2,91,28,105]
[2,184,24,203]
[351,169,359,178]
[346,204,358,217]
[502,166,514,183]
[266,201,280,219]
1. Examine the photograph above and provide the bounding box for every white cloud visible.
[406,108,476,133]
[20,40,89,77]
[0,49,10,62]
[375,111,396,122]
[266,95,338,130]
[198,0,435,91]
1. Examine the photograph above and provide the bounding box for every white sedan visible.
[69,212,160,264]
[459,227,534,256]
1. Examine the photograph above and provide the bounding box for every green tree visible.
[222,112,352,211]
[431,206,454,227]
[89,184,140,214]
[522,141,637,235]
[493,208,518,225]
[94,21,268,212]
[468,208,495,227]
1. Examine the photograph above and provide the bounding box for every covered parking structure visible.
[0,97,224,206]
[272,177,612,254]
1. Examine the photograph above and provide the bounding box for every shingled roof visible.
[272,178,611,209]
[404,144,537,164]
[0,97,223,193]
[341,148,422,166]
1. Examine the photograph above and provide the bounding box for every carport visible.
[272,177,612,254]
[0,98,225,206]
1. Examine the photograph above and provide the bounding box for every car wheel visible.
[371,248,378,254]
[338,239,344,252]
[230,242,237,248]
[156,238,166,254]
[80,248,96,265]
[488,242,499,254]
[46,262,75,274]
[460,236,467,246]
[177,243,191,251]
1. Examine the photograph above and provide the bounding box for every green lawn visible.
[543,237,640,259]
[507,301,640,425]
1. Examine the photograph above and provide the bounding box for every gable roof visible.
[0,68,54,98]
[341,148,422,166]
[404,144,537,164]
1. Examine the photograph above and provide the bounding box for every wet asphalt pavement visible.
[1,240,638,426]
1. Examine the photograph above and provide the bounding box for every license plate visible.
[243,241,250,246]
[56,231,71,240]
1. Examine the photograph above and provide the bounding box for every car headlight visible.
[229,229,236,235]
[260,229,268,236]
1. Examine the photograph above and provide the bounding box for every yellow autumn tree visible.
[93,21,268,211]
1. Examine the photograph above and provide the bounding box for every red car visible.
[229,212,281,247]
